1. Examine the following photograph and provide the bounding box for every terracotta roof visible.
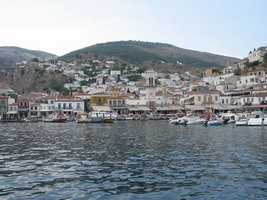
[241,93,267,98]
[55,99,84,102]
[187,90,220,95]
[22,93,46,97]
[9,103,18,106]
[0,96,7,99]
[216,83,233,86]
[30,103,42,106]
[17,97,30,101]
[156,91,163,96]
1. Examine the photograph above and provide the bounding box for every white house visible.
[248,46,267,63]
[216,83,235,93]
[240,93,267,106]
[55,99,84,115]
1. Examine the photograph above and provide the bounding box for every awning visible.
[91,106,111,112]
[155,106,172,111]
[128,107,151,111]
[6,111,18,114]
[168,105,183,110]
[185,105,206,111]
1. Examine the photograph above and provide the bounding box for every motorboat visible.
[204,120,222,126]
[235,118,248,126]
[169,117,187,125]
[247,118,263,126]
[186,117,206,125]
[43,113,67,123]
[75,113,91,123]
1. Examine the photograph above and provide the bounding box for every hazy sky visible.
[0,0,266,58]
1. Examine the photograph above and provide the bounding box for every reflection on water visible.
[0,121,267,199]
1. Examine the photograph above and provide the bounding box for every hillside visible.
[59,41,241,70]
[0,46,57,70]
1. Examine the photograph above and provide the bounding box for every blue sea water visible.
[0,121,267,199]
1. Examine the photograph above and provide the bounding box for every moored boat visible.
[248,118,263,126]
[43,113,67,123]
[235,118,248,126]
[75,113,91,123]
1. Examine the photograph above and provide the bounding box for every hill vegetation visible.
[59,41,240,69]
[0,46,57,70]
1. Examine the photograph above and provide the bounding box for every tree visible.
[127,88,131,93]
[32,58,39,63]
[264,53,267,63]
[234,67,241,75]
[116,74,121,83]
[102,76,106,84]
[80,80,88,86]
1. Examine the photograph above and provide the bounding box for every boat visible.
[103,118,114,123]
[204,120,222,126]
[75,113,91,123]
[235,119,248,126]
[263,118,267,126]
[186,117,206,125]
[88,111,117,123]
[169,117,187,125]
[43,113,67,123]
[248,118,263,126]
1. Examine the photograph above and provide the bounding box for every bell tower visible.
[143,69,157,110]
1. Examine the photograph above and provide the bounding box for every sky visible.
[0,0,266,58]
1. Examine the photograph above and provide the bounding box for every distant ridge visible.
[59,40,241,68]
[0,46,57,70]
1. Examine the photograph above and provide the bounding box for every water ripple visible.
[0,121,267,199]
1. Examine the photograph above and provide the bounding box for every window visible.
[58,103,61,109]
[63,103,66,109]
[77,103,80,109]
[226,99,228,104]
[69,103,72,109]
[109,100,112,106]
[198,96,201,101]
[215,96,218,101]
[118,100,121,106]
[222,99,224,104]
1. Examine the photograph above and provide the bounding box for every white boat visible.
[186,117,206,125]
[88,111,117,123]
[204,120,222,126]
[262,118,267,126]
[169,117,187,125]
[247,118,263,126]
[235,119,248,126]
[75,113,91,123]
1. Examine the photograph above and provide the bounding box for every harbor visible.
[0,120,266,199]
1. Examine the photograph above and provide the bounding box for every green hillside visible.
[59,41,240,68]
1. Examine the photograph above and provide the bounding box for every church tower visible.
[143,69,157,110]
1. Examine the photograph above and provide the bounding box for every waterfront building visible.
[0,96,8,118]
[143,69,157,110]
[55,98,84,116]
[6,102,18,119]
[89,93,111,112]
[17,97,30,119]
